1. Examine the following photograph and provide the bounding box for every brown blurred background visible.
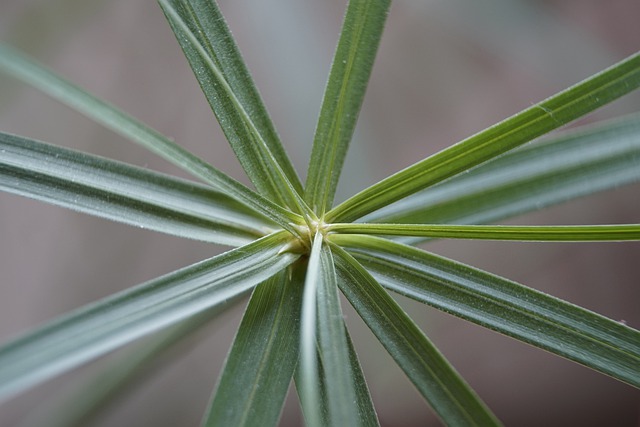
[0,0,639,426]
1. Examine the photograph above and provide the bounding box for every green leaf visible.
[159,0,309,215]
[343,328,380,427]
[316,244,361,426]
[304,0,390,214]
[331,244,501,427]
[335,234,640,388]
[18,297,243,427]
[363,114,640,230]
[328,223,640,241]
[0,232,299,402]
[202,268,304,427]
[203,268,303,426]
[298,232,324,427]
[0,132,274,246]
[0,44,303,233]
[326,52,640,223]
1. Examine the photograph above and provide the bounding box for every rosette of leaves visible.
[0,0,639,426]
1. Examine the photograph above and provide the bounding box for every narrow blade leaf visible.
[328,223,640,241]
[159,0,308,213]
[316,244,361,426]
[305,0,390,213]
[364,114,640,229]
[0,232,299,402]
[331,244,502,426]
[298,232,324,427]
[203,268,304,427]
[327,52,640,222]
[343,328,380,427]
[0,44,302,232]
[335,235,640,388]
[20,298,243,427]
[0,132,274,246]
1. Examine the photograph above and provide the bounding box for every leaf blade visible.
[363,114,640,230]
[0,132,274,246]
[328,223,640,241]
[159,0,308,214]
[298,232,324,427]
[335,234,640,388]
[316,245,361,426]
[327,52,640,223]
[0,232,299,402]
[305,0,390,213]
[0,44,302,232]
[331,244,502,426]
[203,268,304,427]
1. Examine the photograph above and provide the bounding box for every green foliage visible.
[0,0,639,425]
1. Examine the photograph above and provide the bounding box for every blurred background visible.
[0,0,639,425]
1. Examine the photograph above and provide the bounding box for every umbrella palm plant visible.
[0,0,639,425]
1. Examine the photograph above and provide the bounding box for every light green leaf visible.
[0,232,299,402]
[363,114,640,229]
[316,244,360,426]
[159,0,310,216]
[0,132,274,246]
[19,297,243,427]
[203,267,304,427]
[335,234,640,388]
[326,52,640,223]
[298,231,325,427]
[0,44,303,232]
[305,0,390,214]
[331,244,501,426]
[328,223,640,241]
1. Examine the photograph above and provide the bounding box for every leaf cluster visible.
[0,0,639,425]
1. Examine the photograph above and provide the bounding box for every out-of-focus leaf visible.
[0,232,298,402]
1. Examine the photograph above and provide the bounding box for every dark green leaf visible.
[159,0,308,213]
[0,132,274,246]
[203,268,304,427]
[332,244,501,426]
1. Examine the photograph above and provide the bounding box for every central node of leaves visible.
[283,218,330,255]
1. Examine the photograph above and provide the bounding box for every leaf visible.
[326,52,640,223]
[202,267,304,427]
[331,244,502,426]
[315,244,361,426]
[343,328,380,427]
[0,44,303,232]
[18,297,243,427]
[0,132,275,246]
[304,0,390,214]
[334,234,640,388]
[159,0,309,215]
[298,232,324,427]
[0,232,299,402]
[328,223,640,241]
[363,114,640,230]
